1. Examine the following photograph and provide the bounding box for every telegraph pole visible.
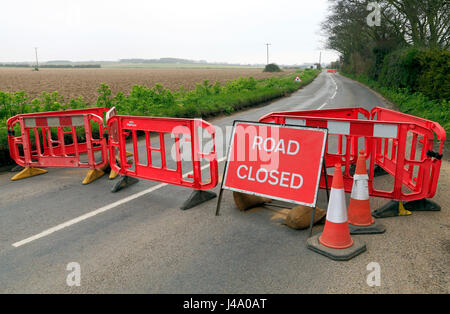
[34,47,39,71]
[319,51,322,69]
[265,43,271,64]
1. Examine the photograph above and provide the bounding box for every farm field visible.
[0,67,296,104]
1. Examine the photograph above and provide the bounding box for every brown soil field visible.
[0,67,296,104]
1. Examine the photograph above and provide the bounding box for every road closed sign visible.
[222,121,327,207]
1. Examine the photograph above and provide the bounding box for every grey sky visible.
[2,0,339,64]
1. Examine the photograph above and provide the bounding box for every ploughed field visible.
[0,67,296,104]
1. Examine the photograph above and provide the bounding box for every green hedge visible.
[343,72,450,136]
[378,47,450,101]
[0,69,320,163]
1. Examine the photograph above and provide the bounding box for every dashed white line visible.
[12,156,227,248]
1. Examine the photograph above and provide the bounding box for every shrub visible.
[263,63,282,72]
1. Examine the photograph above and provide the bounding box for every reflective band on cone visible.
[348,150,374,226]
[318,164,353,249]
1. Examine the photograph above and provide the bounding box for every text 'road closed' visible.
[222,122,327,206]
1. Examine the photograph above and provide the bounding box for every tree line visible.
[322,0,449,100]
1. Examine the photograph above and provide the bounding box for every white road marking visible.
[318,102,328,110]
[12,157,227,248]
[318,73,339,110]
[330,75,338,99]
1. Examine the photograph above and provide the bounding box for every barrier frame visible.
[107,114,219,191]
[259,107,446,202]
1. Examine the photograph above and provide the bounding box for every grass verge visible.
[342,72,450,136]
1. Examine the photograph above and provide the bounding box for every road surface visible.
[0,71,448,293]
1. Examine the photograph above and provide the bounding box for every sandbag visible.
[284,205,326,230]
[233,192,272,211]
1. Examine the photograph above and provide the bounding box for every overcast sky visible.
[1,0,339,65]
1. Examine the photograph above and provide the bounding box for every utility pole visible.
[319,51,322,69]
[265,43,271,64]
[34,47,39,71]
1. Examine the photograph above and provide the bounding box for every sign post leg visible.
[308,159,329,237]
[215,188,224,216]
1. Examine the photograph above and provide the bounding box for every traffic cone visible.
[307,164,366,261]
[348,150,386,234]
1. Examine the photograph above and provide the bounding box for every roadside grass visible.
[342,72,450,136]
[0,69,320,165]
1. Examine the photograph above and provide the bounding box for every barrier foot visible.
[349,164,388,177]
[111,175,139,193]
[307,234,366,261]
[374,164,389,177]
[11,167,47,181]
[109,169,119,180]
[349,220,386,234]
[403,198,441,212]
[82,169,105,185]
[180,190,217,210]
[372,201,412,218]
[10,165,25,172]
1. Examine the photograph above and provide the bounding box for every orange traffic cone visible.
[307,164,366,261]
[348,150,386,234]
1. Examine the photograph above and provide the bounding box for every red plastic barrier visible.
[259,107,446,202]
[327,69,337,73]
[107,115,218,190]
[370,107,446,199]
[7,108,109,170]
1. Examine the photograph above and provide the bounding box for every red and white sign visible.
[222,121,327,207]
[295,76,302,82]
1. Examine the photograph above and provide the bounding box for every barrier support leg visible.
[82,169,105,185]
[109,153,133,180]
[10,165,25,172]
[109,169,119,180]
[111,175,139,193]
[403,198,441,212]
[349,164,388,177]
[180,189,217,210]
[11,167,47,181]
[374,164,389,177]
[372,200,412,218]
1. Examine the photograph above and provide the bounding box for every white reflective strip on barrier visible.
[47,117,60,127]
[71,116,85,126]
[24,118,36,128]
[325,187,348,223]
[351,178,369,200]
[374,123,398,138]
[285,118,306,126]
[327,121,350,135]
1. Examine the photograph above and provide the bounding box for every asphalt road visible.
[0,71,448,293]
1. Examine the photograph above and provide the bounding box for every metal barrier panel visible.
[107,115,218,190]
[7,108,109,170]
[259,107,444,202]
